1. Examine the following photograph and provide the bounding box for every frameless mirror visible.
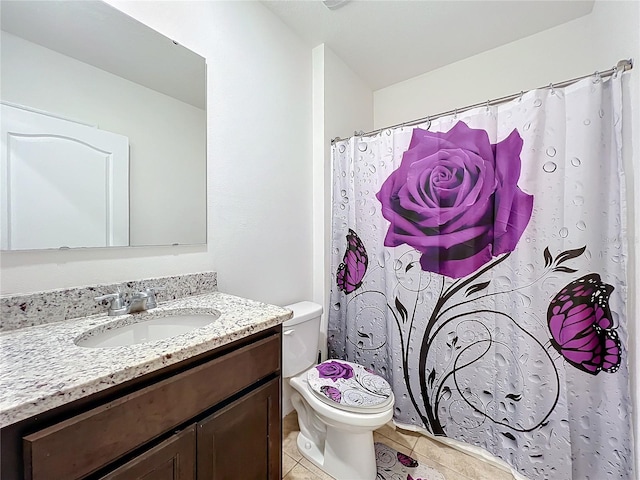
[0,0,207,250]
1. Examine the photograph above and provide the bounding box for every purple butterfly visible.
[397,452,418,468]
[320,385,342,403]
[336,229,368,294]
[547,273,621,375]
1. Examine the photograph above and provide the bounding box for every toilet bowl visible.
[283,302,395,480]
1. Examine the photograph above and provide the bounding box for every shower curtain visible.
[327,73,633,479]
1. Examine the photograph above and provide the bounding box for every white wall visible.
[0,0,313,308]
[373,0,640,474]
[1,31,206,247]
[281,44,373,417]
[312,44,373,357]
[374,1,638,129]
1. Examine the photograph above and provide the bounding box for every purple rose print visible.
[376,122,533,278]
[320,385,342,403]
[316,360,354,382]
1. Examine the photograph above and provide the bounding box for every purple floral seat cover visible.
[307,360,393,410]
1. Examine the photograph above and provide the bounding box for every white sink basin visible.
[75,311,221,348]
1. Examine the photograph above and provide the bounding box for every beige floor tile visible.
[283,429,303,462]
[283,452,298,477]
[373,431,412,456]
[413,435,513,480]
[375,422,422,451]
[410,450,475,480]
[298,457,337,480]
[283,411,300,437]
[282,411,303,461]
[283,463,324,480]
[469,461,514,480]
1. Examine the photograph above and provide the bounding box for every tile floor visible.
[282,411,515,480]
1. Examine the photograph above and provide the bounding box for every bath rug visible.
[375,442,445,480]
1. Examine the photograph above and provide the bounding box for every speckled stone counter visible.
[1,271,218,332]
[0,292,292,428]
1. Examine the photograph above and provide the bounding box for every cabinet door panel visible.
[100,425,195,480]
[197,378,281,480]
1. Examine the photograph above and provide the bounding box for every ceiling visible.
[262,0,595,90]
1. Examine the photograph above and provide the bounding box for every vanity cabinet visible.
[1,326,282,480]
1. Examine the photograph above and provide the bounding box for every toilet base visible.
[296,427,377,480]
[289,369,393,480]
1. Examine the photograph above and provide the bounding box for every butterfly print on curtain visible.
[547,273,621,375]
[336,229,368,294]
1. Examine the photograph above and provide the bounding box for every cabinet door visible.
[99,425,196,480]
[197,378,281,480]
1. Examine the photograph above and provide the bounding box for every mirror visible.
[0,0,207,250]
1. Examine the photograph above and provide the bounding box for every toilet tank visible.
[282,301,323,378]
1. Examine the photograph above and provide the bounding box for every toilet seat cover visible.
[307,360,393,411]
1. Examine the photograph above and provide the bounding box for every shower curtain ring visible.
[454,108,458,119]
[486,100,490,112]
[549,83,555,95]
[593,71,601,83]
[518,91,524,102]
[612,66,619,78]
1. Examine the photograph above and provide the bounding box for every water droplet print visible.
[338,144,346,153]
[576,221,586,231]
[584,119,591,126]
[571,157,581,167]
[546,147,557,157]
[533,99,543,107]
[543,162,557,173]
[358,142,367,152]
[559,227,569,238]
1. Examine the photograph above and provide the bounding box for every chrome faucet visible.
[95,287,164,316]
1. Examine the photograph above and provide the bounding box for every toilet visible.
[283,301,394,480]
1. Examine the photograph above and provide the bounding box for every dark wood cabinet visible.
[197,378,280,480]
[99,426,196,480]
[1,326,282,480]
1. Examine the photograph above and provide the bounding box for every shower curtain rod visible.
[331,58,634,144]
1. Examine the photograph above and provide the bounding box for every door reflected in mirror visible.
[0,0,207,251]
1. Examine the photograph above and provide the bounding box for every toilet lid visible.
[307,360,393,412]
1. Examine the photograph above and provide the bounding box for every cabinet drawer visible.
[23,333,280,480]
[100,425,196,480]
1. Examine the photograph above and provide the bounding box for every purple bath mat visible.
[375,442,445,480]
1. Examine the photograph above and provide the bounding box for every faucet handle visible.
[95,292,126,315]
[142,286,165,309]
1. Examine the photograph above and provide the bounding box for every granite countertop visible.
[0,292,292,428]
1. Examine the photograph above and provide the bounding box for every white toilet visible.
[283,301,395,480]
